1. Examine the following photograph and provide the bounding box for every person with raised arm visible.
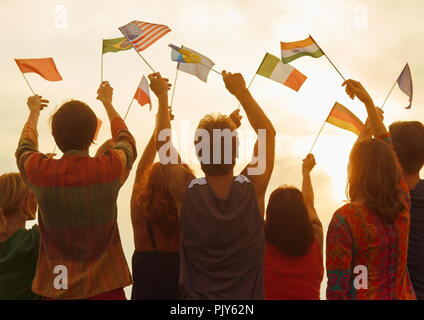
[326,79,416,300]
[264,154,323,300]
[15,82,137,300]
[149,70,275,300]
[129,108,193,300]
[0,173,39,300]
[389,120,424,299]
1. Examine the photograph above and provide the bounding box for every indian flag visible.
[281,36,324,64]
[326,102,364,136]
[256,53,307,92]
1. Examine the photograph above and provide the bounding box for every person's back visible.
[389,121,424,299]
[326,80,416,300]
[150,70,275,300]
[0,226,40,300]
[16,83,137,299]
[264,155,323,300]
[180,175,264,299]
[0,173,40,300]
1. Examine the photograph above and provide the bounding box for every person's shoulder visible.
[187,177,207,190]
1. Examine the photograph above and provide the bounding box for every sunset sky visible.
[1,0,423,298]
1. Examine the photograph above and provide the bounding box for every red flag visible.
[94,118,102,141]
[134,76,152,109]
[14,57,62,81]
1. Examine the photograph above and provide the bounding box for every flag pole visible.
[170,65,179,108]
[199,62,222,75]
[20,72,35,95]
[380,79,397,110]
[309,34,346,81]
[101,53,104,83]
[308,108,332,154]
[123,98,134,121]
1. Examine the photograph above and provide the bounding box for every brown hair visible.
[194,113,238,176]
[51,100,98,153]
[348,138,405,223]
[0,173,36,231]
[137,162,193,232]
[265,186,315,257]
[389,121,424,174]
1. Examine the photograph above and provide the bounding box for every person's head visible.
[95,138,114,157]
[265,186,315,257]
[0,173,37,231]
[51,100,98,153]
[137,162,193,232]
[347,138,405,223]
[389,121,424,175]
[194,113,238,176]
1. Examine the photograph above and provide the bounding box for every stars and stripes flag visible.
[119,20,171,52]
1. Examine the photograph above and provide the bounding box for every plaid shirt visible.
[16,116,137,299]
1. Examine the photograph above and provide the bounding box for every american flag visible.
[119,20,171,52]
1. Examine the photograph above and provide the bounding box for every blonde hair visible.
[0,173,32,231]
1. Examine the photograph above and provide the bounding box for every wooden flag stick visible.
[309,34,346,81]
[308,109,332,154]
[199,62,222,75]
[170,66,179,108]
[101,52,104,83]
[380,79,397,110]
[236,73,257,110]
[123,97,135,121]
[21,72,35,95]
[125,37,156,73]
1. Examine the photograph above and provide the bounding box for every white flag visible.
[177,46,215,82]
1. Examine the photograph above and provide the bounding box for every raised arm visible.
[343,80,387,137]
[222,71,276,215]
[97,81,137,185]
[301,154,323,254]
[15,95,49,183]
[149,73,195,213]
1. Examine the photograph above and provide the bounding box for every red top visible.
[264,239,323,300]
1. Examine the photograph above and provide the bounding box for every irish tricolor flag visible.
[256,53,307,92]
[281,36,324,64]
[134,75,152,110]
[326,102,364,136]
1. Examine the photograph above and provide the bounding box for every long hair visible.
[0,173,35,231]
[136,163,193,233]
[265,186,315,257]
[347,138,405,223]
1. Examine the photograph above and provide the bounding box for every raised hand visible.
[27,95,49,113]
[148,72,171,97]
[302,154,316,175]
[342,79,373,106]
[222,71,246,96]
[97,81,113,105]
[229,108,242,129]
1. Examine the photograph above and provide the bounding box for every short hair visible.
[194,113,238,176]
[348,138,405,223]
[265,186,315,257]
[389,121,424,174]
[51,100,98,153]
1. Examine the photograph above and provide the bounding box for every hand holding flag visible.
[27,95,49,113]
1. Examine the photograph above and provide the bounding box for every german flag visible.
[326,102,364,136]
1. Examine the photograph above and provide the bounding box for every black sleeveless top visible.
[179,175,265,300]
[131,219,180,300]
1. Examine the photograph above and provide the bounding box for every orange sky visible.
[1,0,423,298]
